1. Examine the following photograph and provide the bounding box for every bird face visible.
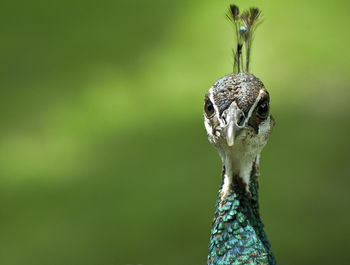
[204,72,275,168]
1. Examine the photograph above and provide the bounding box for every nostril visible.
[222,116,227,125]
[237,112,245,126]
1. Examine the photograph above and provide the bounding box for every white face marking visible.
[208,87,224,128]
[204,118,213,137]
[242,89,264,127]
[204,87,223,144]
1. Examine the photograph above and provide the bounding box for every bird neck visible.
[207,160,277,265]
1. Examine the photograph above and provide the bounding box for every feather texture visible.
[207,164,277,265]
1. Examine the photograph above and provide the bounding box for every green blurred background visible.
[1,0,349,264]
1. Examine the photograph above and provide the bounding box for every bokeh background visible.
[1,0,350,264]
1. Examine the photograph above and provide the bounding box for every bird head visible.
[203,5,274,192]
[203,72,275,190]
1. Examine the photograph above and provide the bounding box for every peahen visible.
[203,4,277,265]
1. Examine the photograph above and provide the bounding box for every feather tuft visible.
[226,4,263,73]
[230,4,240,21]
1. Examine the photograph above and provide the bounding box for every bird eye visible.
[204,99,215,117]
[256,101,269,119]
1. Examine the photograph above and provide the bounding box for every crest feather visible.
[226,4,263,73]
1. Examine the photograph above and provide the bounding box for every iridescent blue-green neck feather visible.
[207,163,277,265]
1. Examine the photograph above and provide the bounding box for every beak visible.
[226,121,241,146]
[224,103,245,147]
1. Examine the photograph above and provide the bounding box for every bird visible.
[203,4,277,265]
